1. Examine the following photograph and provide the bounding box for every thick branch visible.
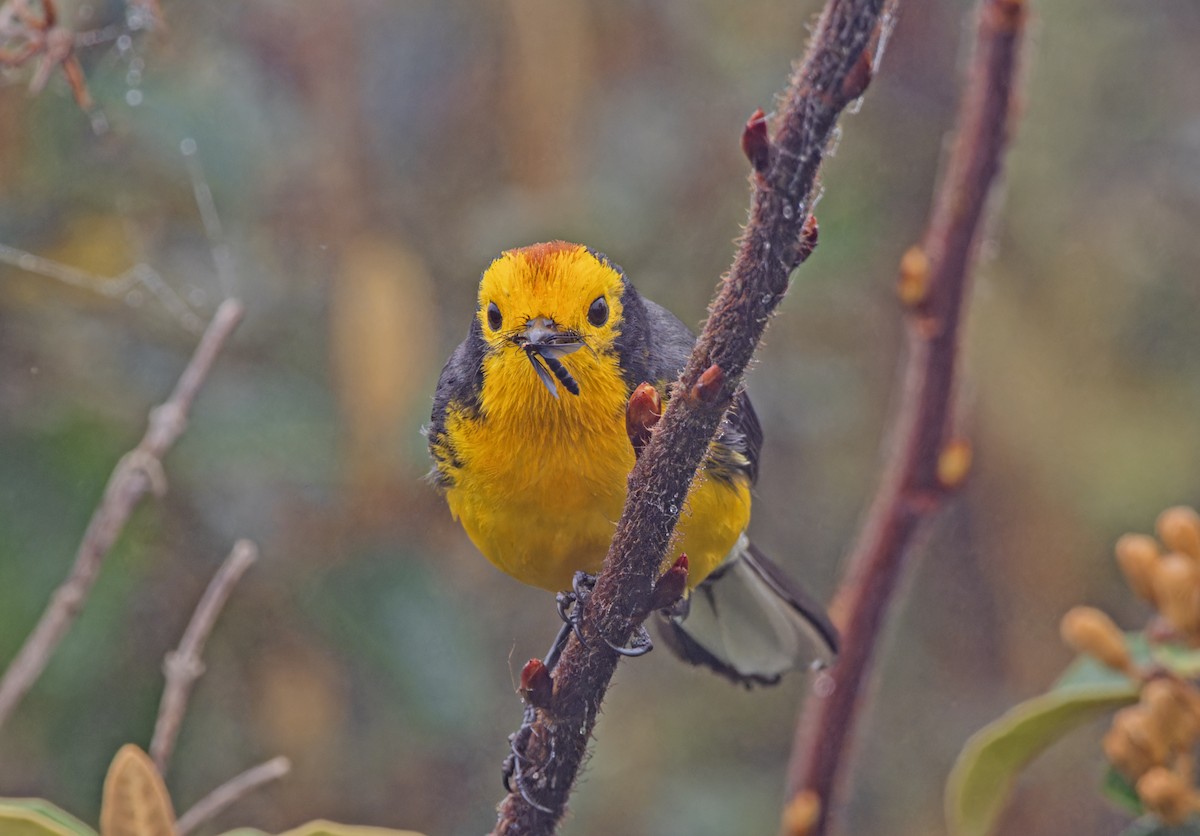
[492,1,891,832]
[175,756,291,836]
[150,539,259,773]
[0,298,244,733]
[783,0,1027,831]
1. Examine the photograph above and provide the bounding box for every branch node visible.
[162,650,205,680]
[986,0,1027,32]
[119,448,169,497]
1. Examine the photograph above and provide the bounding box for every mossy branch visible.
[491,0,893,831]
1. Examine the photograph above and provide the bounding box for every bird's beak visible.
[517,318,584,398]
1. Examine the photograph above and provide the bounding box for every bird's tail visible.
[655,536,838,687]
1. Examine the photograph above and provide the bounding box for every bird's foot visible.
[553,571,654,660]
[502,705,556,813]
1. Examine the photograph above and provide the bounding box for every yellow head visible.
[477,242,628,400]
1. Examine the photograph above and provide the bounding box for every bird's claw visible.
[555,571,654,658]
[501,706,555,813]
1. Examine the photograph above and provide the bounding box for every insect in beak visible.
[518,318,584,398]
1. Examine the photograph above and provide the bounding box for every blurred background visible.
[1,0,1198,833]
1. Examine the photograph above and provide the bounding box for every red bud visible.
[626,382,662,456]
[690,364,725,404]
[840,47,874,103]
[741,108,771,174]
[650,554,689,611]
[797,214,819,262]
[518,658,553,708]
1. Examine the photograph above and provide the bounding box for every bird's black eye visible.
[587,296,609,327]
[487,302,502,331]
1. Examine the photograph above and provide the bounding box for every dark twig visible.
[783,0,1027,831]
[175,755,291,836]
[150,539,259,774]
[492,0,893,831]
[0,299,245,733]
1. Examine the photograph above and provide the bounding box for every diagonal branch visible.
[783,0,1027,831]
[0,298,244,733]
[492,0,894,832]
[150,539,260,774]
[175,755,291,836]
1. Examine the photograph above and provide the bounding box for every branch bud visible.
[1114,705,1171,768]
[690,364,725,404]
[1059,606,1135,677]
[781,789,821,836]
[897,245,931,307]
[1142,678,1200,751]
[1157,506,1200,562]
[839,45,874,104]
[1137,766,1196,826]
[650,554,689,612]
[797,214,819,263]
[1116,533,1161,604]
[1152,554,1200,635]
[741,108,771,174]
[626,382,662,457]
[1104,719,1156,781]
[936,438,972,490]
[518,658,553,710]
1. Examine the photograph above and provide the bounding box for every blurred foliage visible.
[0,0,1198,834]
[0,745,425,835]
[952,510,1200,835]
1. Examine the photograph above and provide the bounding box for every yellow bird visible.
[428,241,836,685]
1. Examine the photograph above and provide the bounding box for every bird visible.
[427,241,837,686]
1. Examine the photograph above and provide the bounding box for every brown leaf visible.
[99,745,175,836]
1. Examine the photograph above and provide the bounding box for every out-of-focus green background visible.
[1,0,1197,833]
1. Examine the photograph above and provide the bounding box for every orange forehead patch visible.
[508,240,584,268]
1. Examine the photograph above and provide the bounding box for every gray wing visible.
[622,292,762,486]
[427,318,486,488]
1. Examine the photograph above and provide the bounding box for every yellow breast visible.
[444,345,750,592]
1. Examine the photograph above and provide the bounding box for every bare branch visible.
[783,0,1028,831]
[150,539,259,774]
[492,0,894,831]
[0,299,245,733]
[175,756,291,836]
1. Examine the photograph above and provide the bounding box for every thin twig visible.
[782,0,1027,831]
[492,0,892,832]
[175,756,291,836]
[150,539,259,774]
[0,299,245,734]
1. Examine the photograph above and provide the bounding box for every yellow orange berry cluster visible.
[1059,506,1200,825]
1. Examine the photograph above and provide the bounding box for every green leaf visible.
[1055,633,1150,688]
[945,679,1139,836]
[0,799,97,836]
[1150,643,1200,677]
[275,822,426,836]
[1103,767,1143,816]
[1120,816,1200,836]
